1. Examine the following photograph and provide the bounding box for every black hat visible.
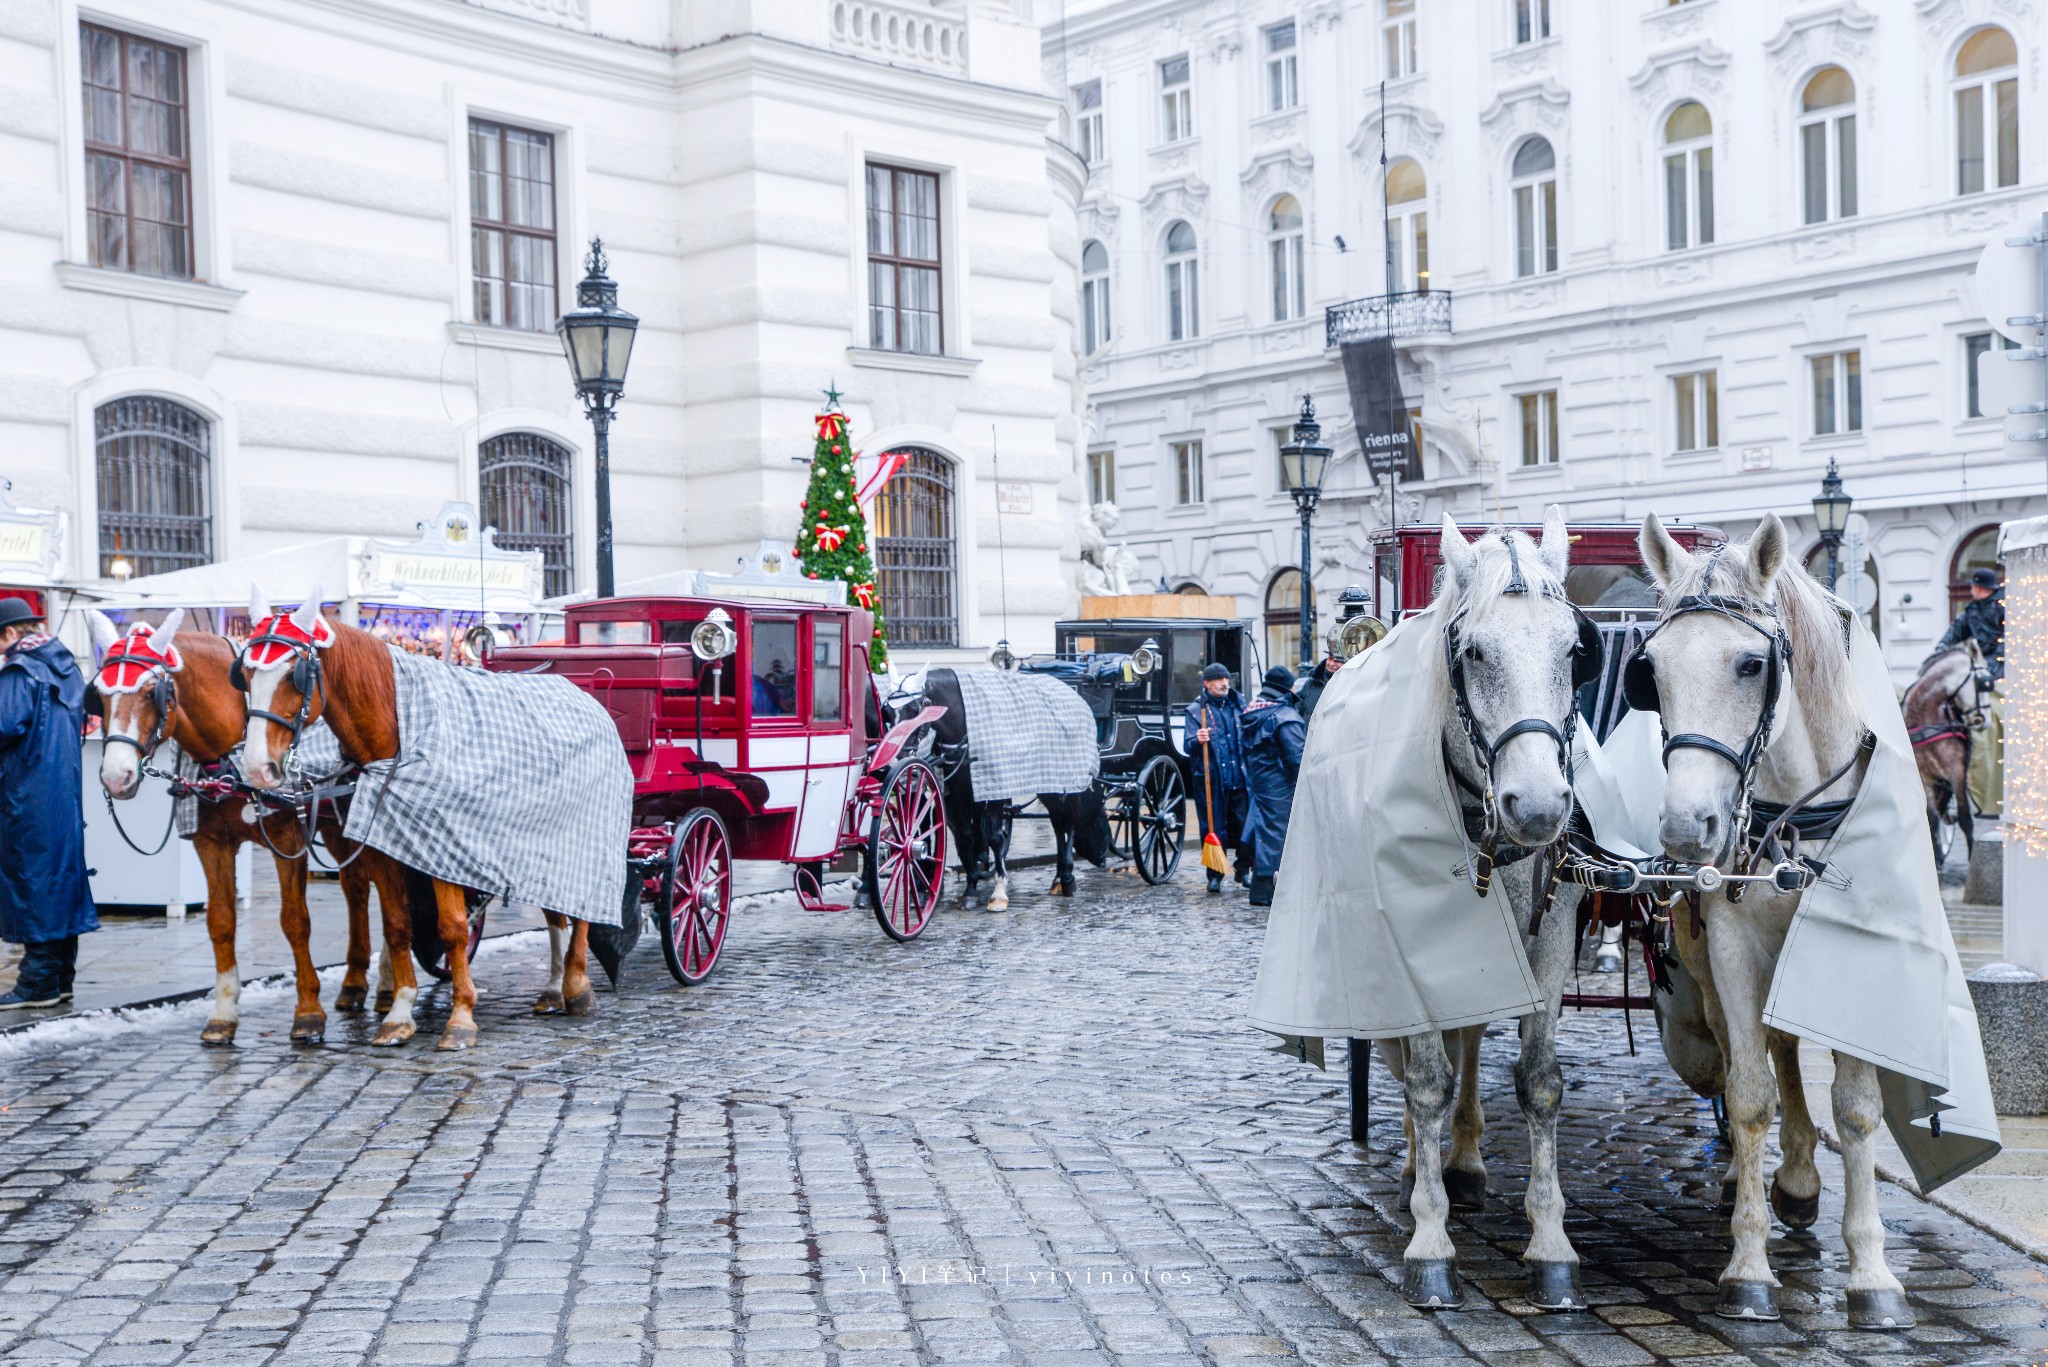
[0,597,40,631]
[1971,567,2001,589]
[1263,664,1295,693]
[1201,662,1231,682]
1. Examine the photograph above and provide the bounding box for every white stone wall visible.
[0,0,1081,665]
[1048,0,2045,677]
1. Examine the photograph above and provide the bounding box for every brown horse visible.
[88,609,422,1045]
[234,592,594,1050]
[1902,642,1981,862]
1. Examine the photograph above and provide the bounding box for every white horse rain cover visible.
[343,647,631,926]
[949,668,1100,803]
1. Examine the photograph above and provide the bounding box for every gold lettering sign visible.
[373,551,527,593]
[0,523,45,565]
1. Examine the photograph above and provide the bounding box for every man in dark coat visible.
[1941,567,2006,816]
[0,598,97,1009]
[1185,663,1251,892]
[1295,630,1344,722]
[1241,665,1307,908]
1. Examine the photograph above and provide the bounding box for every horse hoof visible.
[1051,881,1073,897]
[532,991,566,1016]
[1714,1280,1780,1322]
[1398,1170,1414,1211]
[289,1015,326,1045]
[564,988,595,1017]
[334,985,367,1013]
[1846,1288,1914,1330]
[1525,1260,1586,1312]
[1770,1175,1820,1230]
[1400,1259,1463,1310]
[1443,1168,1489,1211]
[374,991,395,1014]
[436,1024,478,1051]
[199,1020,237,1046]
[371,1022,414,1048]
[988,896,1010,912]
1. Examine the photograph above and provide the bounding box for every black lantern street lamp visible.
[1811,456,1852,592]
[556,238,639,599]
[1279,395,1335,673]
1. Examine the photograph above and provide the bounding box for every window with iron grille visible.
[95,396,212,577]
[469,119,558,332]
[872,447,956,647]
[81,24,193,279]
[479,432,574,597]
[865,164,943,356]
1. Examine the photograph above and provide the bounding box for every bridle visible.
[233,627,326,758]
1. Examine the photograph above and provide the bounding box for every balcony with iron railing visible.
[1325,289,1453,347]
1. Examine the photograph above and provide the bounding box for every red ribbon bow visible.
[852,582,876,610]
[814,522,850,552]
[816,412,846,440]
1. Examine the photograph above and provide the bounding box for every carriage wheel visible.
[419,888,490,981]
[659,809,733,986]
[1131,755,1187,885]
[867,758,947,942]
[1930,804,1959,868]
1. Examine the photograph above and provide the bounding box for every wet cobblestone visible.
[0,865,2044,1365]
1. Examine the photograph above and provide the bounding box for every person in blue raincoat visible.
[0,598,97,1009]
[1184,662,1252,893]
[1241,665,1307,908]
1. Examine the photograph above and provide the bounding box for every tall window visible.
[1383,0,1417,79]
[1073,80,1104,165]
[1172,439,1204,505]
[872,447,956,647]
[1387,158,1428,293]
[469,119,557,332]
[1516,0,1550,43]
[1081,239,1111,355]
[1087,448,1115,505]
[1799,68,1857,224]
[1164,220,1199,342]
[1663,102,1714,251]
[1518,390,1559,466]
[81,24,192,279]
[479,432,574,598]
[1265,22,1299,112]
[1811,350,1862,436]
[1673,370,1718,452]
[1159,55,1192,142]
[1954,27,2019,195]
[1965,330,2019,419]
[1266,569,1309,670]
[1268,196,1305,322]
[866,163,942,356]
[95,397,211,577]
[1950,525,2001,613]
[1511,137,1558,277]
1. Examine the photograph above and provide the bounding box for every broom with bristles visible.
[1199,703,1231,876]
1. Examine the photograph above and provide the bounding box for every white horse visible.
[1378,511,1593,1312]
[1633,512,1910,1329]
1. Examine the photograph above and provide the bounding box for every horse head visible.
[237,584,334,791]
[91,607,189,799]
[1436,505,1587,851]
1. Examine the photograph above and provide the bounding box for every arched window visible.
[479,432,574,598]
[1175,580,1207,596]
[1387,158,1429,293]
[1081,239,1110,355]
[1265,568,1310,670]
[1268,195,1305,322]
[872,447,957,647]
[1954,27,2018,195]
[1510,137,1557,277]
[1164,220,1199,341]
[95,396,212,578]
[1951,524,2002,614]
[1663,101,1714,251]
[1799,68,1857,224]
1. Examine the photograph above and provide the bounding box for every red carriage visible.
[487,591,949,986]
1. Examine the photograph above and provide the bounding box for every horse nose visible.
[1499,781,1570,844]
[1660,805,1721,863]
[247,760,281,790]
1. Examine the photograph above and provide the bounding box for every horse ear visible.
[150,607,185,650]
[1639,512,1690,588]
[1538,503,1570,579]
[249,583,271,622]
[1438,513,1476,592]
[288,584,323,637]
[1747,513,1788,595]
[86,609,119,656]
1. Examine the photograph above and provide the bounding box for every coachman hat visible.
[1971,567,2001,589]
[1201,662,1231,681]
[0,597,40,631]
[1262,665,1295,693]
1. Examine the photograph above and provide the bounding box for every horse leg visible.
[988,807,1011,911]
[1379,1038,1418,1209]
[375,946,394,1015]
[1833,1051,1912,1328]
[1444,1025,1488,1211]
[1706,924,1781,1321]
[1053,818,1076,898]
[274,845,326,1044]
[334,860,371,1012]
[1398,1030,1463,1308]
[563,920,594,1016]
[195,835,242,1046]
[370,861,418,1047]
[433,881,480,1049]
[535,911,569,1013]
[1766,1029,1820,1231]
[1518,883,1583,1310]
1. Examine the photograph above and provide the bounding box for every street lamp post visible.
[1279,396,1334,674]
[556,238,639,599]
[1811,457,1853,593]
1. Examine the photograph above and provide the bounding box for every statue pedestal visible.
[1079,594,1238,620]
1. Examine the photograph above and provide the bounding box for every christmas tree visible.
[793,386,888,667]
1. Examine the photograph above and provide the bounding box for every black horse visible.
[914,667,1112,907]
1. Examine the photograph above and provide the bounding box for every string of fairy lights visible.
[2003,542,2048,859]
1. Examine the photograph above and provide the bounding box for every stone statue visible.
[1078,501,1140,598]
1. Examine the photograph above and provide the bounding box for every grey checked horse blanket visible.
[170,723,347,840]
[949,668,1099,803]
[339,647,630,925]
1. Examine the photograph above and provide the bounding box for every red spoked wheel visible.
[658,808,733,986]
[866,757,946,942]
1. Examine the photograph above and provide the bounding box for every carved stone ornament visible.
[1501,279,1563,312]
[1148,145,1194,176]
[1789,229,1857,262]
[1493,40,1556,84]
[1159,349,1197,371]
[1917,0,2040,48]
[462,0,588,26]
[1140,174,1210,229]
[1763,3,1877,83]
[1258,324,1308,354]
[1253,110,1304,148]
[1084,195,1121,241]
[1478,79,1571,151]
[1349,101,1446,165]
[1240,146,1314,202]
[1654,256,1714,287]
[1644,0,1710,41]
[1307,0,1342,32]
[1947,200,2020,235]
[1207,22,1242,61]
[1628,41,1733,112]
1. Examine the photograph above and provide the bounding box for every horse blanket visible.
[170,722,347,840]
[341,647,630,925]
[943,667,1099,803]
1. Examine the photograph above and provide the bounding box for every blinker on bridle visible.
[232,626,327,758]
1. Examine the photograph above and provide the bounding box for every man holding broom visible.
[1185,663,1252,894]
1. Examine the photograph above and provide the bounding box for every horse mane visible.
[1662,535,1860,728]
[313,618,400,764]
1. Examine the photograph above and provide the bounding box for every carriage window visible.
[752,620,799,718]
[577,619,651,645]
[812,619,844,724]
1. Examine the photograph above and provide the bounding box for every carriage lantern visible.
[1129,637,1161,677]
[1811,456,1853,592]
[1280,396,1334,672]
[557,238,639,600]
[989,638,1017,670]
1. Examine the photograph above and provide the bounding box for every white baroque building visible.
[0,0,1086,664]
[1048,0,2043,676]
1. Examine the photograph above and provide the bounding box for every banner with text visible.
[1341,337,1422,483]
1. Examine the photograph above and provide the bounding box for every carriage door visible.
[794,615,857,859]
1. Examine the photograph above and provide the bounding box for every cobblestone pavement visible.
[1,862,2045,1367]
